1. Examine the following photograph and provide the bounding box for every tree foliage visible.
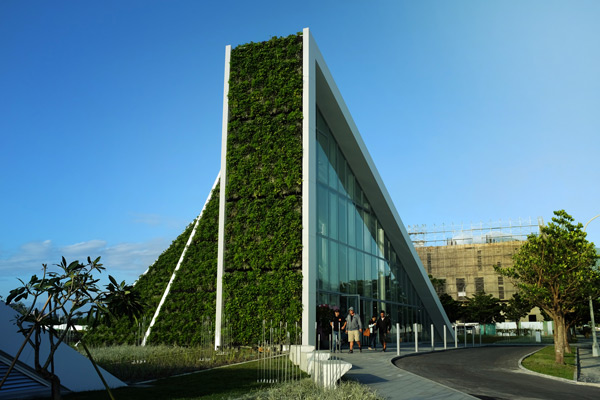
[438,293,463,322]
[495,210,600,364]
[4,257,143,399]
[504,293,533,335]
[463,292,505,324]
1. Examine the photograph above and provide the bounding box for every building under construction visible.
[408,218,543,306]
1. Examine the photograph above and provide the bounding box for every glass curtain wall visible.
[316,108,434,342]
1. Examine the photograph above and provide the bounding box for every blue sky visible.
[1,1,599,298]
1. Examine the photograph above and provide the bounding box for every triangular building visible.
[113,28,453,349]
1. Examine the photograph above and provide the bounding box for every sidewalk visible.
[577,339,600,384]
[335,343,476,400]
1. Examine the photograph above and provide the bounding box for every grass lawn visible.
[64,360,277,400]
[63,360,382,400]
[521,345,576,380]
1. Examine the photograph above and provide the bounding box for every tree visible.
[2,257,143,400]
[495,210,600,364]
[463,292,505,324]
[438,293,463,322]
[504,293,533,335]
[428,274,446,296]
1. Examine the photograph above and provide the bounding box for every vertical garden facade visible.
[215,29,453,347]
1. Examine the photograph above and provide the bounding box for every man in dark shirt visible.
[376,310,392,352]
[330,309,346,352]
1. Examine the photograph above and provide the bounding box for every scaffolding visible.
[407,217,544,248]
[407,217,544,305]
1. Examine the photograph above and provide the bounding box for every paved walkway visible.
[334,339,600,399]
[335,343,477,400]
[577,339,600,383]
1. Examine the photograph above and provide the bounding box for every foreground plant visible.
[2,257,143,400]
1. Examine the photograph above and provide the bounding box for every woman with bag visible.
[367,316,377,350]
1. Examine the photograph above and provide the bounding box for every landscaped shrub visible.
[223,33,303,345]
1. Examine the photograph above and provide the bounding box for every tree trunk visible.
[51,375,61,400]
[564,325,572,354]
[554,315,566,365]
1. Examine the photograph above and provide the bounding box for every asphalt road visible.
[394,346,600,400]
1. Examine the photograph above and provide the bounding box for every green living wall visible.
[84,185,220,346]
[223,33,304,345]
[148,183,220,345]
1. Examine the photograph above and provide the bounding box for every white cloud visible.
[130,212,191,230]
[61,240,108,257]
[0,238,169,298]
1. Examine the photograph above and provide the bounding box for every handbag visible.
[363,327,370,337]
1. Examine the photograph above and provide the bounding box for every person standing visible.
[368,316,377,350]
[330,309,346,352]
[345,307,363,353]
[376,310,392,352]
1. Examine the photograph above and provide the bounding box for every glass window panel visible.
[348,248,357,294]
[355,209,363,251]
[316,106,431,313]
[390,269,397,302]
[363,211,372,254]
[337,147,347,195]
[363,253,372,298]
[317,184,327,236]
[318,237,327,290]
[329,241,338,292]
[384,260,391,300]
[368,213,377,254]
[328,140,338,191]
[347,200,356,247]
[339,245,348,293]
[346,167,355,200]
[317,132,328,184]
[338,196,347,244]
[354,181,362,206]
[363,195,371,212]
[356,251,364,294]
[328,190,338,240]
[374,257,380,300]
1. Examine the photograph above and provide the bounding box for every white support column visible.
[454,325,458,348]
[414,323,418,353]
[396,323,400,356]
[215,44,231,350]
[301,27,317,346]
[444,326,447,349]
[431,324,434,351]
